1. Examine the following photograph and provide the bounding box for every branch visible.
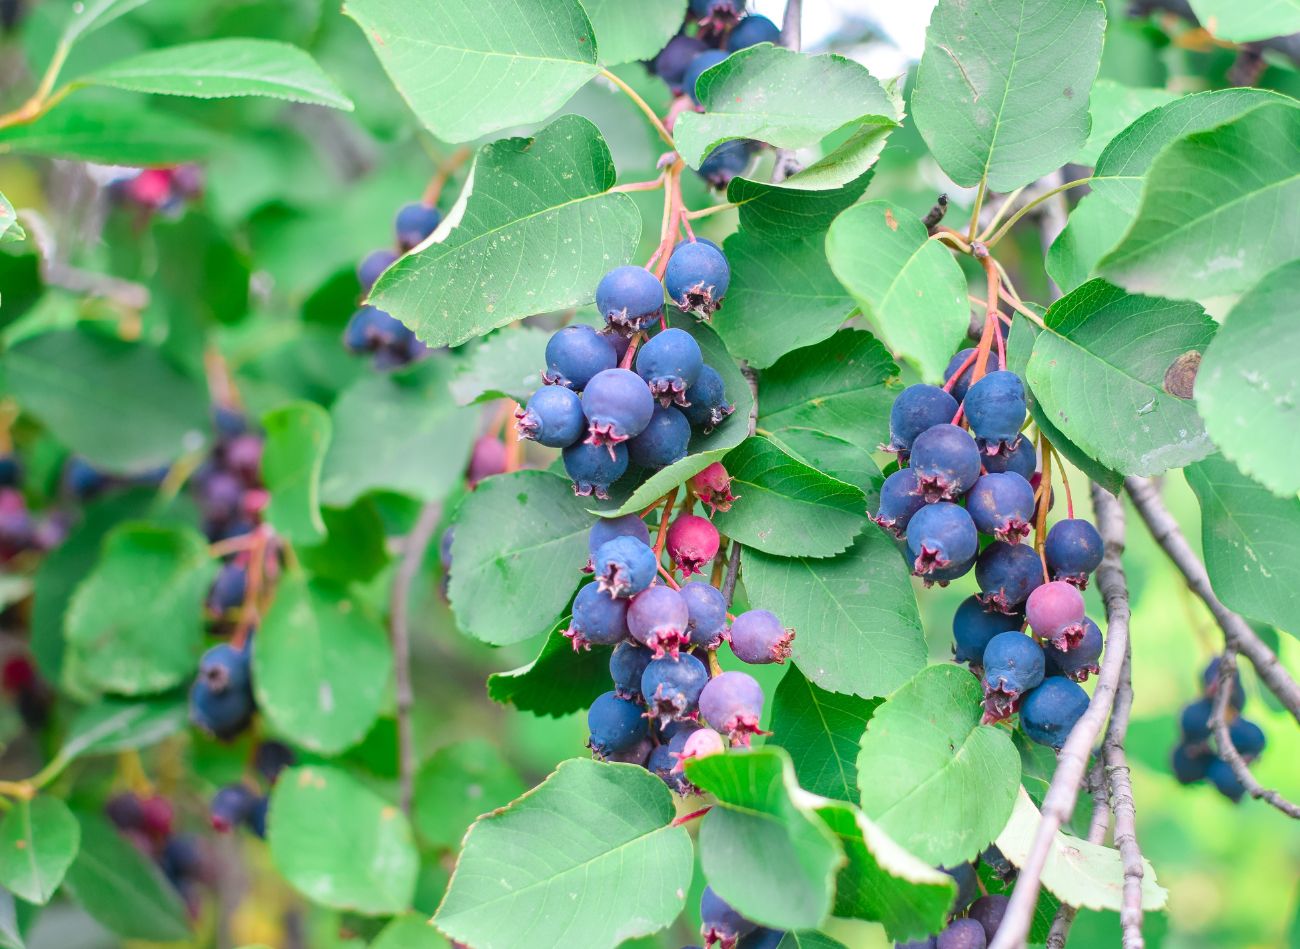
[989,483,1136,949]
[1045,758,1113,947]
[389,501,442,814]
[1104,642,1146,948]
[1124,477,1300,723]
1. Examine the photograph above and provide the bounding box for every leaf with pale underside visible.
[582,0,685,65]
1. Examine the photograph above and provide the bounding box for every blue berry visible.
[588,514,652,560]
[605,735,654,765]
[680,580,728,647]
[610,641,653,701]
[544,324,617,390]
[65,457,108,499]
[1043,617,1103,682]
[1206,757,1246,802]
[636,328,702,405]
[909,423,981,501]
[190,641,255,740]
[592,535,658,599]
[976,539,1044,616]
[343,307,382,353]
[1044,518,1103,588]
[1171,743,1211,784]
[628,584,690,657]
[516,385,585,447]
[728,609,793,664]
[583,368,656,448]
[357,249,398,292]
[1180,698,1213,743]
[870,468,926,538]
[701,886,757,948]
[964,370,1027,452]
[968,894,1009,943]
[966,473,1035,543]
[980,433,1036,480]
[0,455,20,488]
[653,34,709,90]
[562,440,628,499]
[937,917,987,949]
[394,202,441,250]
[1202,655,1245,711]
[210,784,258,832]
[160,834,205,891]
[595,265,664,331]
[255,741,295,785]
[587,691,650,759]
[682,364,734,432]
[627,405,691,469]
[565,582,630,650]
[905,502,978,582]
[728,14,780,49]
[699,670,764,746]
[941,862,979,912]
[943,348,998,402]
[665,240,730,318]
[697,139,756,188]
[246,796,269,838]
[1019,676,1089,750]
[648,743,691,794]
[981,632,1045,722]
[642,652,709,723]
[1228,718,1266,759]
[683,49,729,104]
[952,595,1023,668]
[889,384,958,454]
[207,562,247,616]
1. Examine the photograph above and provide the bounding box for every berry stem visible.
[982,176,1095,247]
[682,202,739,220]
[967,177,989,243]
[941,348,979,395]
[671,805,712,827]
[970,252,1002,388]
[599,68,676,150]
[657,564,681,589]
[652,489,679,556]
[620,333,643,370]
[933,225,972,253]
[231,527,270,651]
[1033,432,1053,581]
[1046,439,1074,519]
[422,145,473,207]
[706,648,723,678]
[612,175,667,193]
[993,309,1007,371]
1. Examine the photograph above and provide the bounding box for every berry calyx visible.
[666,514,720,576]
[727,609,794,664]
[1043,617,1103,682]
[582,368,656,451]
[592,536,658,599]
[981,632,1045,723]
[700,885,757,949]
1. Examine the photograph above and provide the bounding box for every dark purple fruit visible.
[544,324,617,390]
[1044,518,1104,588]
[1043,617,1103,682]
[906,502,978,582]
[952,596,1023,669]
[870,468,926,538]
[665,239,730,317]
[627,405,691,469]
[981,632,1045,723]
[516,385,585,448]
[563,440,628,499]
[975,542,1044,615]
[583,368,656,449]
[728,609,793,664]
[909,424,981,501]
[965,472,1035,543]
[586,691,649,759]
[628,584,690,658]
[642,652,709,723]
[888,384,958,453]
[595,266,664,332]
[636,327,703,406]
[565,582,630,650]
[1019,676,1089,750]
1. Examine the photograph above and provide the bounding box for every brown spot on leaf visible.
[884,209,898,231]
[1164,351,1201,400]
[1063,86,1074,99]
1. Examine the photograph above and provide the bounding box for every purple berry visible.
[627,405,692,469]
[943,348,998,402]
[642,652,709,723]
[1207,757,1246,801]
[357,249,398,292]
[210,784,258,833]
[1019,676,1089,750]
[895,940,937,949]
[727,14,779,50]
[666,514,720,577]
[701,885,757,948]
[1180,698,1213,743]
[981,632,1045,723]
[682,364,734,431]
[936,918,987,949]
[207,562,247,616]
[980,433,1036,480]
[587,691,650,759]
[665,239,730,317]
[516,385,585,447]
[975,542,1044,614]
[589,514,652,561]
[653,34,709,90]
[728,609,793,664]
[966,472,1035,543]
[1025,581,1086,650]
[1043,617,1103,682]
[968,894,1009,942]
[344,306,382,353]
[942,862,979,911]
[255,741,295,785]
[870,468,926,538]
[593,535,658,599]
[628,584,691,657]
[610,641,653,701]
[699,671,765,746]
[680,580,728,647]
[564,582,630,650]
[394,202,442,250]
[906,502,978,582]
[952,595,1023,669]
[606,735,655,766]
[595,265,664,332]
[636,327,703,406]
[682,49,730,105]
[889,384,958,453]
[583,368,656,449]
[563,440,628,499]
[544,324,618,390]
[190,642,255,740]
[697,139,757,188]
[649,742,691,793]
[909,423,981,501]
[1044,518,1104,588]
[964,371,1026,453]
[1228,718,1266,759]
[1172,743,1211,784]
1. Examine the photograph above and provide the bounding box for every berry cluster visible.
[516,245,734,499]
[1171,657,1266,802]
[105,790,209,915]
[209,740,295,839]
[343,199,442,369]
[870,352,1106,749]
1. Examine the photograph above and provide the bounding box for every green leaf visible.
[1074,79,1176,167]
[1046,191,1130,294]
[769,665,880,802]
[297,501,390,584]
[764,429,882,500]
[911,0,1105,191]
[0,889,20,949]
[583,0,685,65]
[413,740,526,850]
[434,759,692,949]
[1024,280,1216,477]
[758,329,899,453]
[996,787,1167,912]
[55,0,150,50]
[712,437,866,558]
[486,620,610,716]
[321,363,477,507]
[450,327,549,406]
[3,329,209,472]
[0,797,80,905]
[253,576,392,755]
[813,799,955,942]
[1196,261,1300,497]
[62,696,188,760]
[1186,454,1300,635]
[261,401,330,545]
[687,748,843,930]
[80,39,354,109]
[1187,0,1300,41]
[269,765,418,915]
[0,100,219,165]
[858,664,1020,866]
[450,470,591,645]
[675,45,899,174]
[64,523,215,695]
[369,116,640,349]
[0,192,23,243]
[1098,103,1300,304]
[62,813,190,942]
[728,167,876,237]
[826,200,969,381]
[372,914,451,949]
[343,0,599,142]
[742,532,924,699]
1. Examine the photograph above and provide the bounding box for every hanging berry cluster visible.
[1172,657,1267,802]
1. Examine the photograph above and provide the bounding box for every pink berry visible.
[727,609,793,664]
[672,727,726,772]
[467,435,508,487]
[689,462,738,514]
[666,514,720,576]
[627,585,690,658]
[1026,581,1086,650]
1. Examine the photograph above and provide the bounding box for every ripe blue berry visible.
[610,641,653,702]
[682,364,734,432]
[968,894,1009,943]
[565,582,630,650]
[246,796,269,838]
[966,472,1035,543]
[665,240,730,318]
[544,324,617,390]
[636,328,703,406]
[190,642,255,740]
[1044,518,1104,588]
[587,691,650,759]
[870,468,926,538]
[681,580,727,647]
[701,885,757,948]
[943,348,998,402]
[653,34,709,90]
[207,562,247,616]
[906,502,978,582]
[1180,698,1213,743]
[1206,757,1246,802]
[697,139,757,188]
[563,440,628,499]
[964,370,1027,452]
[160,834,205,891]
[1019,676,1089,750]
[589,514,652,561]
[728,14,780,50]
[909,423,981,501]
[888,384,959,454]
[699,670,765,746]
[1202,655,1246,711]
[210,784,258,832]
[937,918,987,949]
[1228,718,1266,759]
[593,535,658,599]
[1025,581,1087,650]
[666,514,720,576]
[394,202,441,250]
[1171,743,1211,784]
[1043,617,1103,682]
[255,741,295,785]
[343,306,381,353]
[643,652,709,723]
[628,584,691,657]
[627,405,692,469]
[975,542,1044,614]
[583,368,656,449]
[516,385,585,447]
[728,609,793,664]
[683,49,729,104]
[595,265,664,331]
[981,632,1045,722]
[357,249,398,292]
[980,432,1037,480]
[649,742,691,793]
[0,455,19,488]
[952,595,1023,668]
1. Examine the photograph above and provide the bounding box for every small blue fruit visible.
[966,472,1036,543]
[210,784,259,832]
[697,139,756,188]
[682,364,734,432]
[943,347,997,402]
[1171,743,1210,784]
[563,440,628,499]
[909,423,981,501]
[1043,617,1103,682]
[1202,655,1245,711]
[680,580,728,647]
[610,641,653,701]
[653,34,709,90]
[627,405,691,469]
[888,384,958,453]
[980,432,1036,480]
[975,542,1044,615]
[905,502,978,582]
[642,652,709,723]
[952,595,1023,669]
[587,690,650,759]
[394,202,441,250]
[207,562,247,616]
[649,743,690,794]
[1019,676,1089,750]
[727,14,779,50]
[683,49,729,104]
[1044,518,1104,588]
[1228,717,1266,759]
[592,535,658,599]
[636,328,703,405]
[516,385,585,447]
[357,249,398,292]
[870,468,926,538]
[1206,757,1246,802]
[981,631,1045,722]
[1180,698,1213,743]
[628,584,691,657]
[589,514,652,560]
[565,582,630,650]
[700,885,758,948]
[595,265,664,331]
[544,324,617,390]
[665,240,730,318]
[964,370,1027,452]
[190,642,255,740]
[583,368,656,449]
[343,307,382,353]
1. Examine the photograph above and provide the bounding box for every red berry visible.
[689,462,738,514]
[666,514,720,576]
[1025,581,1086,650]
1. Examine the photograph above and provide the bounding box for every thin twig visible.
[600,68,675,149]
[1104,642,1146,947]
[1047,758,1114,947]
[1208,649,1300,818]
[390,502,442,814]
[1124,477,1300,723]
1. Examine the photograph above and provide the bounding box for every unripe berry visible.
[672,726,726,772]
[1044,518,1104,588]
[975,542,1044,614]
[952,595,1023,670]
[700,885,757,949]
[1019,676,1089,750]
[564,582,630,650]
[587,691,649,759]
[1025,581,1087,650]
[563,440,628,499]
[642,652,709,723]
[543,324,617,390]
[394,202,442,250]
[593,536,658,599]
[870,468,926,538]
[963,370,1026,452]
[666,514,720,576]
[906,502,978,583]
[595,265,664,332]
[680,580,728,647]
[682,364,734,431]
[467,435,508,487]
[516,385,585,447]
[1043,617,1103,682]
[981,632,1045,723]
[636,327,703,406]
[888,384,958,454]
[965,472,1035,543]
[628,584,691,658]
[627,405,691,469]
[357,249,398,292]
[690,462,738,513]
[728,609,793,664]
[583,368,656,449]
[610,641,653,702]
[665,240,730,317]
[909,424,981,501]
[699,671,766,746]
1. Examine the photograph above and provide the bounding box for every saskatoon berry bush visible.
[0,0,1298,946]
